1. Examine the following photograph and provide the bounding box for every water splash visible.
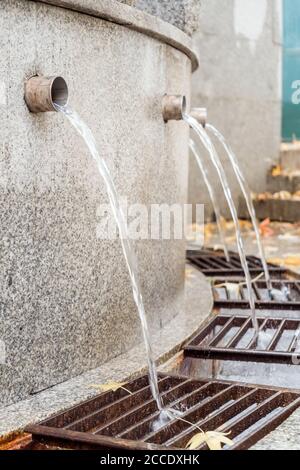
[270,286,291,302]
[55,104,162,411]
[185,114,258,333]
[189,139,230,262]
[206,124,272,293]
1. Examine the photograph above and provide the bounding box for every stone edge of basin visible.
[28,0,199,72]
[0,265,212,441]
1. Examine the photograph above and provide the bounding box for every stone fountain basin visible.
[0,0,198,407]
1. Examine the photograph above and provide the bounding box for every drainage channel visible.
[25,373,300,451]
[184,314,300,365]
[17,251,300,451]
[212,279,300,310]
[187,249,287,278]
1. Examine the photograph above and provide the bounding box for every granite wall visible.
[119,0,201,36]
[0,0,194,406]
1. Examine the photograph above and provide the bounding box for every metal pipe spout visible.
[190,107,207,127]
[25,75,68,113]
[162,94,186,122]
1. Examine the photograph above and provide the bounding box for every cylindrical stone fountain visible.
[0,0,198,406]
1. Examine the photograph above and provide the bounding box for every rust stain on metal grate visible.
[212,279,300,310]
[25,373,300,451]
[187,250,286,277]
[184,314,300,364]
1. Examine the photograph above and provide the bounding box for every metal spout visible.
[25,75,68,113]
[190,107,207,127]
[162,94,186,122]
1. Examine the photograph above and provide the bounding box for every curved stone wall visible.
[0,0,196,406]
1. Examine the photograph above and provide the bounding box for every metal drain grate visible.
[187,250,285,277]
[26,373,300,450]
[213,279,300,310]
[184,314,300,364]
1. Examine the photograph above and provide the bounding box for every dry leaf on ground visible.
[259,218,274,237]
[272,165,282,177]
[283,256,300,266]
[256,192,272,201]
[267,257,285,266]
[186,431,233,450]
[89,381,132,394]
[273,191,292,200]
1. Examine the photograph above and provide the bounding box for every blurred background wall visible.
[189,0,283,220]
[120,1,286,221]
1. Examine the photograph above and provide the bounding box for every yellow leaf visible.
[89,381,131,393]
[206,431,234,449]
[272,165,282,177]
[205,436,223,450]
[186,431,233,451]
[273,191,291,200]
[186,432,207,450]
[267,256,300,267]
[284,256,300,266]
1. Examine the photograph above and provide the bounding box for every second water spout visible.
[189,139,230,262]
[185,114,259,333]
[206,124,272,294]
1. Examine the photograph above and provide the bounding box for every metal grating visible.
[213,279,300,310]
[187,250,286,277]
[26,373,300,451]
[184,314,300,364]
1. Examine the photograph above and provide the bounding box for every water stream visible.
[206,124,272,293]
[184,114,259,333]
[189,138,230,262]
[55,104,163,411]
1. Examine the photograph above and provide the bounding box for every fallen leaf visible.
[284,256,300,267]
[238,220,253,231]
[273,191,292,200]
[272,165,282,177]
[256,192,272,201]
[89,381,132,394]
[259,218,274,237]
[204,223,217,239]
[186,431,233,451]
[267,257,285,266]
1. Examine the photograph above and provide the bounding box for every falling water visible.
[206,124,272,293]
[55,104,163,411]
[185,114,259,333]
[189,139,230,262]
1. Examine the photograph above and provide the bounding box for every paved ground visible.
[189,220,300,274]
[189,220,300,450]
